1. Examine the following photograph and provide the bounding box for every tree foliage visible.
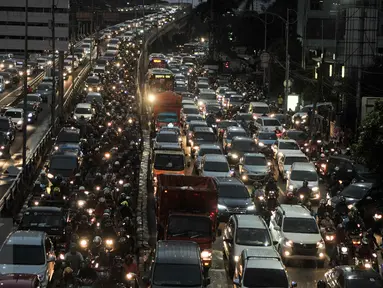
[353,100,383,177]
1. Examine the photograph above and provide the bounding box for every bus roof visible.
[148,68,173,75]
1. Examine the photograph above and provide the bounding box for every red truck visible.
[156,174,218,271]
[153,91,182,130]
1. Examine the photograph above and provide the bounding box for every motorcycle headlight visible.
[201,250,212,260]
[231,153,238,159]
[326,235,335,241]
[17,120,22,125]
[247,204,255,211]
[79,239,88,248]
[341,247,348,253]
[288,185,294,190]
[105,239,114,246]
[28,113,32,118]
[347,204,353,210]
[312,187,319,192]
[317,240,325,249]
[285,239,293,247]
[47,173,54,179]
[258,142,264,147]
[77,200,85,207]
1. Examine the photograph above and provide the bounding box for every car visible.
[41,76,56,86]
[4,108,24,131]
[222,90,237,106]
[227,137,258,165]
[47,151,80,180]
[255,117,283,132]
[55,143,83,158]
[269,204,326,266]
[190,127,217,155]
[84,76,102,92]
[293,102,333,120]
[205,103,222,117]
[233,248,296,288]
[0,274,41,288]
[215,86,229,101]
[15,101,38,123]
[216,120,240,137]
[73,103,94,121]
[223,215,277,276]
[238,153,271,183]
[272,139,300,159]
[181,105,200,122]
[223,126,247,151]
[283,129,309,148]
[320,265,383,288]
[93,65,106,75]
[286,162,320,200]
[198,154,232,178]
[215,177,255,222]
[277,151,309,180]
[255,131,278,148]
[197,89,217,107]
[194,144,222,171]
[227,94,243,108]
[0,131,11,158]
[330,182,374,210]
[153,130,181,150]
[196,81,209,90]
[26,94,43,112]
[186,120,208,145]
[36,57,49,70]
[66,55,79,69]
[233,113,255,125]
[0,230,55,287]
[4,68,21,84]
[0,116,15,141]
[0,72,13,88]
[85,92,103,105]
[249,101,270,116]
[184,114,204,129]
[54,127,81,149]
[35,83,54,103]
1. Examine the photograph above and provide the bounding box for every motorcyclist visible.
[295,180,311,201]
[123,255,138,277]
[119,199,133,219]
[38,171,50,188]
[77,258,98,285]
[95,197,108,218]
[335,196,348,217]
[101,210,116,238]
[206,113,216,127]
[265,178,278,197]
[357,237,372,259]
[317,199,328,220]
[51,186,61,200]
[76,215,92,237]
[74,173,83,187]
[317,280,326,288]
[320,213,335,231]
[90,236,103,256]
[259,201,272,226]
[64,244,84,275]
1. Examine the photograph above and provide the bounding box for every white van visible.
[85,92,103,104]
[74,103,94,120]
[249,102,270,116]
[286,162,320,201]
[0,76,5,92]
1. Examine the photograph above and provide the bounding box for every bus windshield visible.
[149,58,167,69]
[149,75,174,93]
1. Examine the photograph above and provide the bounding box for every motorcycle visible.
[266,190,278,211]
[355,253,379,271]
[285,191,298,204]
[297,193,312,211]
[336,243,349,265]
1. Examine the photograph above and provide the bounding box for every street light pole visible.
[284,9,290,112]
[262,13,267,89]
[22,0,29,171]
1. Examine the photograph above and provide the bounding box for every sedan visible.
[15,102,38,123]
[238,153,271,183]
[198,154,233,178]
[35,83,54,103]
[330,182,373,209]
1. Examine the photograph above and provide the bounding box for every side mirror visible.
[274,226,280,231]
[291,281,298,288]
[203,277,211,286]
[47,255,56,263]
[142,275,151,285]
[273,240,278,246]
[217,229,222,237]
[233,278,240,286]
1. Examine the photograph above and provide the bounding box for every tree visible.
[353,100,383,177]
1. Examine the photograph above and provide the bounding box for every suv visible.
[54,127,81,149]
[233,248,296,288]
[223,215,277,276]
[223,126,247,151]
[215,177,255,222]
[190,127,217,156]
[286,162,320,200]
[143,240,210,287]
[0,116,15,141]
[269,204,326,266]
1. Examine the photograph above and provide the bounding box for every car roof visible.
[291,162,316,171]
[75,103,92,108]
[189,120,207,125]
[26,93,41,97]
[183,104,198,108]
[243,153,265,158]
[86,92,101,96]
[59,126,80,134]
[250,101,268,107]
[51,150,78,158]
[282,151,306,157]
[259,117,279,121]
[235,215,267,229]
[5,108,23,113]
[215,177,244,186]
[26,206,62,213]
[154,150,184,156]
[157,130,177,136]
[279,204,312,218]
[156,240,200,265]
[278,139,297,143]
[336,265,381,278]
[227,126,246,132]
[5,230,46,246]
[194,127,214,133]
[199,144,221,150]
[204,154,227,162]
[232,137,254,142]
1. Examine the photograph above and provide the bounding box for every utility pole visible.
[356,7,365,130]
[58,52,64,121]
[22,0,28,171]
[51,0,56,129]
[284,9,290,112]
[90,0,94,65]
[262,13,267,88]
[301,0,308,70]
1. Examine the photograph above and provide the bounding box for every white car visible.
[286,162,320,200]
[272,139,300,159]
[277,151,309,180]
[269,204,326,266]
[4,108,24,131]
[255,117,283,132]
[73,103,94,121]
[198,154,232,177]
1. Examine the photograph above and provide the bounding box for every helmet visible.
[53,187,60,193]
[104,209,111,215]
[324,212,330,218]
[114,161,120,166]
[320,153,325,159]
[362,237,368,245]
[75,173,81,177]
[79,186,85,191]
[320,199,326,206]
[40,171,46,176]
[81,215,88,222]
[93,236,102,246]
[303,179,309,187]
[103,212,110,219]
[339,196,346,203]
[98,197,105,203]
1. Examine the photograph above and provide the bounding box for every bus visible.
[146,68,175,95]
[152,150,186,183]
[149,53,167,69]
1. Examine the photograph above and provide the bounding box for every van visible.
[143,241,210,287]
[286,162,320,201]
[85,92,103,104]
[0,75,4,92]
[249,102,270,116]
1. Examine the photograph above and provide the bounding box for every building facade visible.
[0,0,69,53]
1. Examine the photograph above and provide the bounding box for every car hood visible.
[243,165,268,174]
[261,125,283,132]
[330,195,359,207]
[36,89,51,94]
[289,180,318,189]
[219,197,252,208]
[293,112,308,118]
[233,245,275,258]
[193,139,216,146]
[258,139,276,146]
[74,113,92,119]
[202,171,230,178]
[154,142,180,149]
[0,264,46,275]
[283,232,322,244]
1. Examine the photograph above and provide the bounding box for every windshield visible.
[183,107,199,115]
[236,228,272,246]
[346,278,383,287]
[244,156,266,166]
[217,121,238,129]
[0,244,45,265]
[284,156,308,165]
[156,133,178,143]
[290,170,317,181]
[258,133,277,140]
[194,132,216,142]
[238,114,253,121]
[198,83,209,88]
[243,268,288,287]
[206,105,220,113]
[50,157,77,170]
[199,148,221,156]
[20,212,63,228]
[253,106,270,114]
[283,217,319,233]
[38,84,52,90]
[157,114,178,122]
[287,131,308,141]
[175,86,187,92]
[341,185,370,199]
[219,185,249,198]
[57,132,80,143]
[232,141,257,152]
[0,119,10,130]
[154,154,184,171]
[37,59,46,64]
[5,111,21,118]
[186,115,202,122]
[279,142,300,150]
[75,107,92,114]
[168,215,211,237]
[204,161,229,172]
[263,119,281,127]
[94,69,104,74]
[27,95,40,102]
[153,264,201,286]
[227,131,247,140]
[199,93,216,100]
[16,103,34,111]
[230,96,243,102]
[86,78,99,84]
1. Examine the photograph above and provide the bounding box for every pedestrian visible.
[277,94,283,109]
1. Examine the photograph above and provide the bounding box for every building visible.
[0,0,69,53]
[297,0,382,74]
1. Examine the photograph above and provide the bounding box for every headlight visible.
[374,214,382,219]
[73,115,77,119]
[247,204,255,211]
[312,187,319,192]
[317,240,325,249]
[285,240,293,247]
[258,142,264,147]
[198,101,203,106]
[234,255,239,262]
[105,239,114,246]
[28,113,32,118]
[47,173,54,179]
[326,235,335,241]
[77,200,85,207]
[79,239,88,248]
[231,153,238,159]
[218,204,227,210]
[201,250,212,259]
[148,94,155,103]
[341,247,348,253]
[321,163,326,168]
[288,185,294,190]
[347,204,353,210]
[17,120,22,125]
[242,175,248,181]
